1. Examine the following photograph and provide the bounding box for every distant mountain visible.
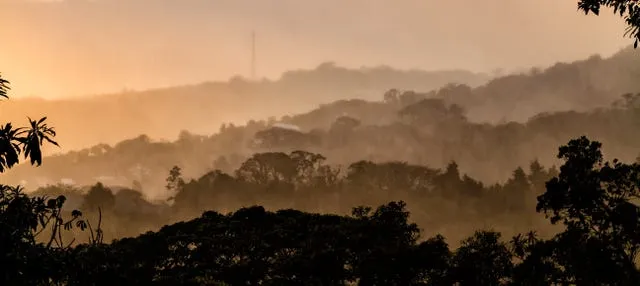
[4,48,640,195]
[0,63,490,152]
[456,47,640,122]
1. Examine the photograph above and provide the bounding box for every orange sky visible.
[0,0,631,99]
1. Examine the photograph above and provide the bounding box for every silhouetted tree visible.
[165,165,185,194]
[450,230,513,285]
[537,136,640,284]
[0,74,87,286]
[82,183,115,212]
[577,0,640,48]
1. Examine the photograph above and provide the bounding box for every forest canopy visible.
[4,134,640,285]
[578,0,640,47]
[3,1,640,285]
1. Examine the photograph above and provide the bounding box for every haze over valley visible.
[3,1,640,284]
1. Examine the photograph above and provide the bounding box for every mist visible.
[4,1,640,283]
[0,0,629,99]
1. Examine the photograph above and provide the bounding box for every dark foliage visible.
[4,3,640,283]
[578,0,640,48]
[6,131,640,285]
[0,74,91,285]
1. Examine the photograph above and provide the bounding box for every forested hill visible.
[447,46,640,122]
[2,47,639,154]
[3,46,640,194]
[0,64,489,152]
[4,85,640,198]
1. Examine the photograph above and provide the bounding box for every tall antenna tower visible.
[251,31,256,80]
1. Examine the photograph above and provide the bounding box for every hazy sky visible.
[0,0,631,98]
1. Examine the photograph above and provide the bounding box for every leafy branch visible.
[578,0,640,48]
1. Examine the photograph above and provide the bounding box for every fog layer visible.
[0,0,629,98]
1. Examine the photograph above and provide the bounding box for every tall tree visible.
[536,136,640,284]
[0,74,87,285]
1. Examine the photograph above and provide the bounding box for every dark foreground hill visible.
[6,136,640,285]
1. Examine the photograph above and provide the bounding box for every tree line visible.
[28,146,559,244]
[7,81,640,193]
[7,69,640,284]
[4,1,640,284]
[5,135,640,285]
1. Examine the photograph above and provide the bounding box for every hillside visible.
[3,46,640,155]
[0,64,490,152]
[5,90,640,201]
[4,47,640,197]
[2,47,640,157]
[454,47,640,122]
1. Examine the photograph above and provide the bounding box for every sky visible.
[0,0,632,99]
